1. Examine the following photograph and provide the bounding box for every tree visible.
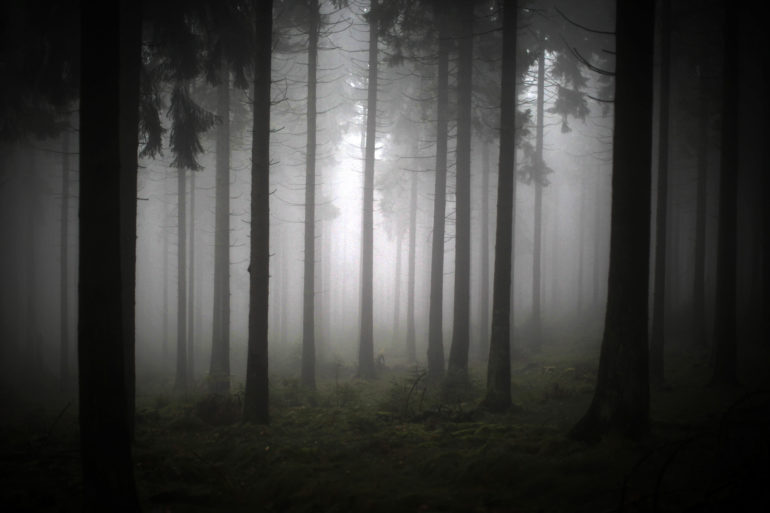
[302,0,320,390]
[483,0,517,412]
[78,0,141,508]
[244,0,273,424]
[570,0,655,441]
[406,169,418,362]
[650,0,671,386]
[60,126,71,388]
[358,0,379,380]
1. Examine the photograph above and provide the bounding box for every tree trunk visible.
[60,129,70,388]
[358,0,378,380]
[162,169,170,369]
[569,0,654,442]
[394,231,402,341]
[188,169,196,380]
[175,166,188,393]
[650,0,671,386]
[302,0,319,389]
[243,0,272,424]
[692,68,709,348]
[209,66,231,394]
[710,1,739,386]
[448,0,474,378]
[483,0,517,412]
[478,141,490,360]
[427,0,449,381]
[531,46,545,351]
[406,170,418,362]
[78,0,140,508]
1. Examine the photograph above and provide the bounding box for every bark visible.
[710,1,739,386]
[358,0,378,380]
[692,69,709,348]
[483,0,517,412]
[162,169,169,368]
[188,169,196,379]
[650,0,671,386]
[394,231,402,340]
[478,141,490,360]
[243,0,272,424]
[406,171,418,362]
[530,46,545,351]
[209,66,231,393]
[427,0,449,381]
[447,0,474,378]
[60,129,70,387]
[302,0,319,389]
[175,166,188,393]
[78,0,140,508]
[569,0,654,441]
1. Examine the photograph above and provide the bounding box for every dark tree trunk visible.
[531,46,545,351]
[478,141,490,360]
[692,70,709,348]
[569,0,654,442]
[25,150,41,374]
[483,0,517,412]
[187,170,196,380]
[302,0,319,389]
[175,166,188,393]
[447,0,474,378]
[78,0,140,508]
[358,0,378,380]
[710,2,739,386]
[60,128,70,388]
[243,0,272,424]
[162,169,170,368]
[427,0,449,381]
[209,66,231,394]
[650,0,671,386]
[406,171,418,362]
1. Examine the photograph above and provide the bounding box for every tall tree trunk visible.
[406,171,418,362]
[210,67,231,393]
[358,0,378,379]
[478,141,490,360]
[175,167,188,393]
[26,149,40,373]
[302,0,319,389]
[60,129,70,387]
[394,231,402,341]
[188,169,196,380]
[483,0,517,412]
[162,169,169,369]
[577,178,586,315]
[427,0,450,381]
[78,0,140,507]
[710,1,739,386]
[593,168,602,314]
[531,46,545,351]
[569,0,654,442]
[650,0,671,386]
[692,68,709,348]
[448,0,474,378]
[243,0,272,424]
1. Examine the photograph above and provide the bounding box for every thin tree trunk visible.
[406,171,418,362]
[162,168,169,369]
[710,1,739,386]
[188,169,196,380]
[358,0,378,379]
[302,0,319,389]
[394,231,402,340]
[531,46,545,351]
[209,66,231,393]
[243,0,272,424]
[427,0,449,381]
[478,141,490,360]
[175,167,188,393]
[483,0,517,412]
[692,68,709,348]
[569,0,654,442]
[448,0,474,378]
[650,0,671,386]
[78,0,140,507]
[60,129,70,387]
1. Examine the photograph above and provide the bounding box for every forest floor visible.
[1,342,768,512]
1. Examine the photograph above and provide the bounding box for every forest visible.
[0,0,768,511]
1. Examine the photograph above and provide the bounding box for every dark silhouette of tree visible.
[78,0,141,508]
[710,0,739,386]
[570,0,655,442]
[244,0,273,424]
[60,126,71,388]
[406,169,418,362]
[483,0,517,412]
[650,0,671,386]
